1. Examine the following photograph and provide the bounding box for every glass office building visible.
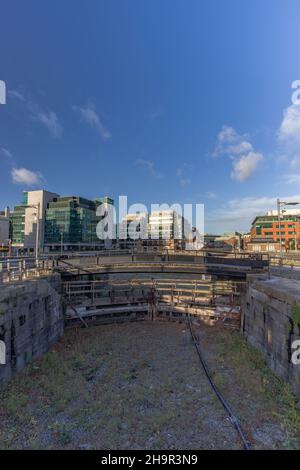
[44,196,114,251]
[10,205,26,245]
[9,192,28,246]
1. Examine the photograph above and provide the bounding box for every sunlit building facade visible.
[44,196,115,252]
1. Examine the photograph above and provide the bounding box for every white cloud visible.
[217,125,238,144]
[277,86,300,167]
[207,194,300,233]
[213,125,263,181]
[227,141,253,155]
[35,111,62,138]
[135,159,162,179]
[231,151,263,182]
[11,167,44,186]
[278,103,300,147]
[73,104,111,141]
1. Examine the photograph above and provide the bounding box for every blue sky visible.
[1,0,300,233]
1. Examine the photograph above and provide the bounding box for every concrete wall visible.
[0,274,64,383]
[242,274,300,397]
[0,215,9,246]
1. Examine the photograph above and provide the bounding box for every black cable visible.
[187,315,250,450]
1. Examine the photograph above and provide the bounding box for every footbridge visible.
[54,250,268,280]
[0,250,268,283]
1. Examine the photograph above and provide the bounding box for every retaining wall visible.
[0,274,64,383]
[242,274,300,397]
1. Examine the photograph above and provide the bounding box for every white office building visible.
[11,190,59,254]
[148,210,187,240]
[119,212,148,248]
[0,207,10,247]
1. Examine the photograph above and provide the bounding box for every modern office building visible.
[119,212,148,249]
[147,210,190,250]
[249,214,300,252]
[44,195,115,252]
[10,190,59,254]
[10,205,25,247]
[9,191,116,253]
[0,207,10,250]
[148,210,184,241]
[119,209,194,251]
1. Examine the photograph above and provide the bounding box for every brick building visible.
[249,214,300,252]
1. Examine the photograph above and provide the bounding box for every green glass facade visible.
[10,205,26,244]
[44,196,106,245]
[10,192,115,251]
[10,192,28,245]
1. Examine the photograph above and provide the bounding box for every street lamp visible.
[60,230,64,257]
[277,199,300,255]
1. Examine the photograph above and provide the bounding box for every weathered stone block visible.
[0,274,64,383]
[242,275,300,398]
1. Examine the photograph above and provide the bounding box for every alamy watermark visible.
[291,80,300,105]
[0,80,6,105]
[0,340,5,365]
[95,196,204,243]
[291,340,300,366]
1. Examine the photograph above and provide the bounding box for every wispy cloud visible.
[283,174,300,185]
[34,110,62,138]
[0,147,18,168]
[9,88,63,138]
[148,108,163,120]
[11,167,44,186]
[176,166,193,187]
[208,194,300,231]
[73,104,111,141]
[213,125,263,181]
[135,159,162,179]
[178,177,191,187]
[290,156,300,168]
[8,89,25,102]
[277,84,300,169]
[278,104,300,148]
[205,191,217,199]
[0,147,13,160]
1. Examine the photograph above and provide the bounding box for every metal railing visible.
[0,249,272,284]
[63,278,243,306]
[0,258,55,284]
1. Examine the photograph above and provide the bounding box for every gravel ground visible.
[0,320,299,450]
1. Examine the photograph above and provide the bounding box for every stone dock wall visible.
[0,274,64,383]
[241,274,300,397]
